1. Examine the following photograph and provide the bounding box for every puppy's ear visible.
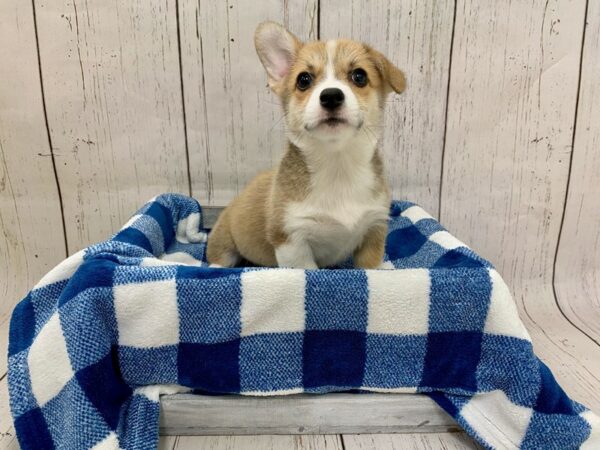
[366,46,406,94]
[255,22,302,92]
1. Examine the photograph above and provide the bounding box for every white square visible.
[367,269,430,335]
[401,205,434,223]
[114,279,179,347]
[461,390,533,449]
[429,231,467,250]
[28,313,74,407]
[484,269,530,340]
[90,432,121,450]
[241,269,305,336]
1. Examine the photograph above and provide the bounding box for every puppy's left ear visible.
[366,46,406,94]
[255,22,302,93]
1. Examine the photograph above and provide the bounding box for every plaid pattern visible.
[8,193,599,449]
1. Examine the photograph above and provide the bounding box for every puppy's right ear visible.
[255,22,302,93]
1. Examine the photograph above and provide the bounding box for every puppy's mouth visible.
[321,117,347,127]
[305,116,360,131]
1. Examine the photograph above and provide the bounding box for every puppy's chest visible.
[283,180,389,266]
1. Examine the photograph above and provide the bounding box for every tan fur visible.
[353,224,388,269]
[206,22,405,268]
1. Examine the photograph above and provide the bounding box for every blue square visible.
[420,331,482,393]
[60,287,117,371]
[14,407,54,450]
[240,332,303,392]
[428,267,492,332]
[534,362,577,415]
[8,352,38,419]
[385,224,429,260]
[76,350,132,430]
[363,334,427,389]
[130,215,165,256]
[477,335,540,406]
[8,294,36,356]
[113,227,153,253]
[433,249,486,268]
[520,410,591,449]
[177,271,242,344]
[143,201,174,248]
[31,281,67,334]
[178,340,241,393]
[119,345,178,385]
[303,330,366,391]
[305,271,368,331]
[42,379,112,449]
[59,257,116,306]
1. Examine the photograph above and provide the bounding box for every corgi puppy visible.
[207,21,405,269]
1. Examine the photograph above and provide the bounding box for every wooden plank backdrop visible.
[1,0,599,448]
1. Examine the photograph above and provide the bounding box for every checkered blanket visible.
[8,194,599,449]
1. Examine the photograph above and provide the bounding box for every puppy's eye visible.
[296,72,313,91]
[350,68,368,87]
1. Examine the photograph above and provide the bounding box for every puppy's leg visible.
[354,225,387,269]
[206,208,241,267]
[275,236,318,269]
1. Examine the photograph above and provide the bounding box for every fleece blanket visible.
[8,193,599,450]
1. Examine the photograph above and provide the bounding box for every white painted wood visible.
[175,435,343,450]
[179,0,318,206]
[342,433,481,450]
[0,0,67,375]
[34,0,189,252]
[320,0,454,217]
[555,0,600,343]
[0,376,17,448]
[159,393,458,435]
[440,0,600,412]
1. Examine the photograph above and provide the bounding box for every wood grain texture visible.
[320,0,455,217]
[0,376,17,448]
[175,435,343,450]
[555,0,600,343]
[0,0,67,375]
[440,0,600,411]
[159,393,458,436]
[342,433,481,450]
[179,0,317,206]
[34,0,189,252]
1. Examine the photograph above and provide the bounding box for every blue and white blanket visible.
[8,194,599,449]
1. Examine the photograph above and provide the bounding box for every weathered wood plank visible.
[159,393,458,436]
[319,0,455,217]
[342,432,481,450]
[555,0,600,343]
[0,0,67,375]
[179,0,317,206]
[175,435,343,450]
[0,376,17,447]
[158,436,178,450]
[34,0,189,252]
[440,0,600,411]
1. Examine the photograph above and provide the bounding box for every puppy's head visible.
[255,21,405,149]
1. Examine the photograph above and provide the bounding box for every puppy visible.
[207,22,405,269]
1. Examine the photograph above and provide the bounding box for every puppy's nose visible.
[320,88,345,110]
